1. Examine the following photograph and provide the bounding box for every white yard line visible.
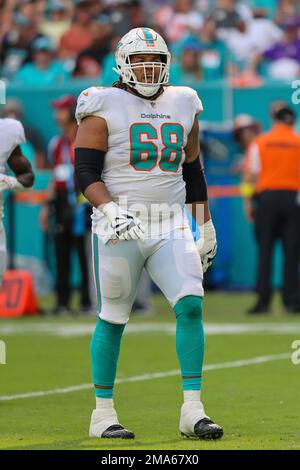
[0,353,290,402]
[1,322,300,337]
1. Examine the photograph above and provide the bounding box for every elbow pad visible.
[74,148,105,194]
[182,157,208,203]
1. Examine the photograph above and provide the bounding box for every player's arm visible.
[74,115,145,241]
[74,115,112,208]
[0,146,34,191]
[184,116,211,222]
[241,142,260,223]
[183,116,217,272]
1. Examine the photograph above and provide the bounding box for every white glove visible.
[0,174,24,193]
[196,219,217,273]
[100,201,145,242]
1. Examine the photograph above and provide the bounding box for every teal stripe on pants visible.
[93,233,101,313]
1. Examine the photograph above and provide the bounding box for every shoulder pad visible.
[183,86,203,115]
[76,86,108,124]
[2,118,26,150]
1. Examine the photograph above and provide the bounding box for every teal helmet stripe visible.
[143,28,155,46]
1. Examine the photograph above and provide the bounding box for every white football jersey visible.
[76,85,203,237]
[0,118,26,217]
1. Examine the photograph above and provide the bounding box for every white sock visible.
[96,397,114,410]
[90,397,119,437]
[183,390,201,403]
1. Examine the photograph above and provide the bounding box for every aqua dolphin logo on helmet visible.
[141,28,155,47]
[114,27,171,98]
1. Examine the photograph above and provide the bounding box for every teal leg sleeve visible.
[173,295,205,391]
[90,318,126,398]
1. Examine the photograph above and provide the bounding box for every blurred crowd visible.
[1,0,300,87]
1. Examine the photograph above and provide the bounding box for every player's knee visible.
[92,318,126,339]
[90,318,125,356]
[173,295,203,322]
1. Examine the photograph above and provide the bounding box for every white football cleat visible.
[179,400,223,440]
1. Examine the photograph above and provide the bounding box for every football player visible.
[0,118,34,285]
[74,27,222,440]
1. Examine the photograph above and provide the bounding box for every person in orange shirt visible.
[243,103,300,314]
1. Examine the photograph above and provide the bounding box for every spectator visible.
[13,36,69,85]
[68,19,111,83]
[59,0,95,60]
[222,15,282,73]
[17,0,41,25]
[39,94,92,315]
[233,114,261,152]
[89,0,105,20]
[2,99,47,169]
[154,0,203,43]
[0,10,42,78]
[142,0,174,17]
[129,0,147,28]
[39,1,73,48]
[250,16,300,79]
[275,0,300,24]
[243,102,300,314]
[232,114,260,175]
[170,44,203,84]
[72,53,101,80]
[213,0,252,30]
[172,16,228,81]
[105,0,134,37]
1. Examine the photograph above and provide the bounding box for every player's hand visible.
[196,219,217,273]
[100,201,145,241]
[0,173,23,192]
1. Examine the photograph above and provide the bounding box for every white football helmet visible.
[114,27,171,98]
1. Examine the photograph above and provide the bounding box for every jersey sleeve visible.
[179,86,203,134]
[75,86,106,124]
[190,88,203,116]
[6,119,26,154]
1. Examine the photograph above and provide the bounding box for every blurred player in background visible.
[0,117,34,284]
[243,102,300,314]
[39,95,91,315]
[1,99,47,169]
[74,27,222,440]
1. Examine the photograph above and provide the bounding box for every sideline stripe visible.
[0,353,290,402]
[1,322,300,337]
[91,232,97,313]
[93,233,101,314]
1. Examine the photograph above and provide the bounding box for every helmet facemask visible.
[124,53,169,97]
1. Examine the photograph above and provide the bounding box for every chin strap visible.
[112,79,127,90]
[112,80,165,100]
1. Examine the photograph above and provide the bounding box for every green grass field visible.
[0,292,299,450]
